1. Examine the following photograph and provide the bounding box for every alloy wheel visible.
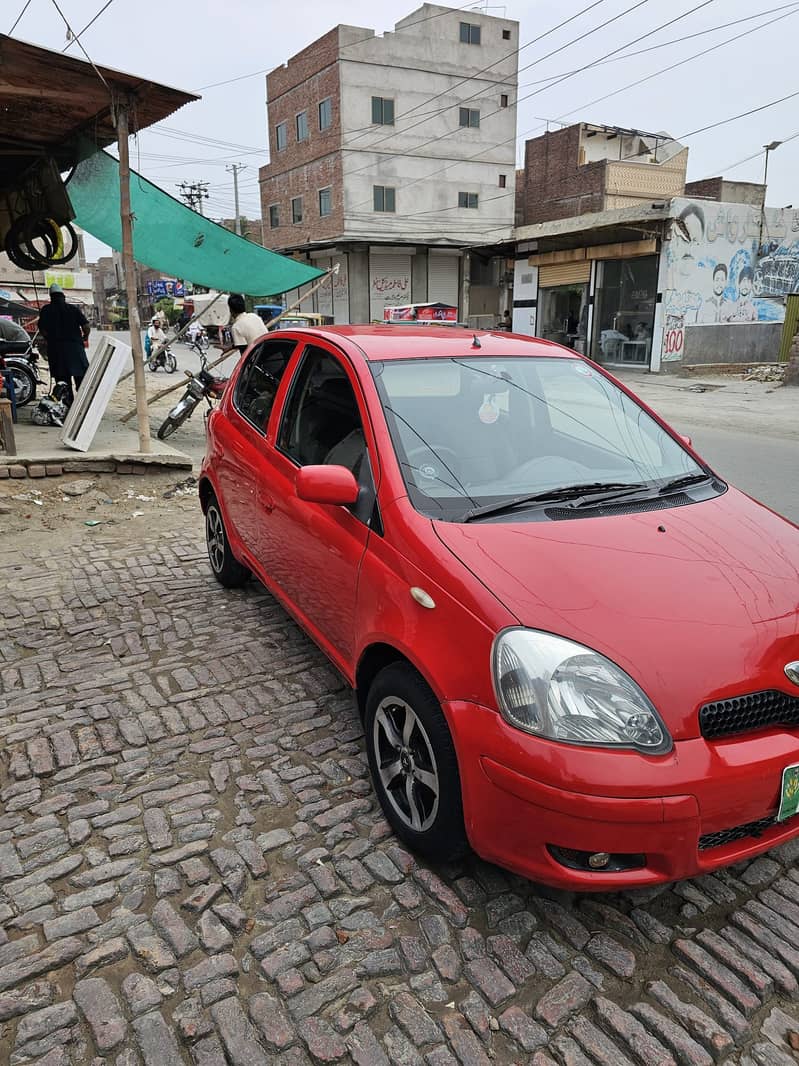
[373,696,440,832]
[206,505,226,574]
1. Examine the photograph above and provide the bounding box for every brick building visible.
[258,4,518,323]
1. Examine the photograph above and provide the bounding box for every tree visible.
[155,297,181,326]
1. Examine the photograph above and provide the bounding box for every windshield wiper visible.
[461,482,650,523]
[658,472,713,494]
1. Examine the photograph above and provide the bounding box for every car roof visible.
[270,324,579,362]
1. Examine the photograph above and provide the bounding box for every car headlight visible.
[491,628,671,754]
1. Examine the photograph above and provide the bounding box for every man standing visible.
[37,283,90,405]
[227,293,266,353]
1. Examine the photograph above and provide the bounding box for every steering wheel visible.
[405,444,462,488]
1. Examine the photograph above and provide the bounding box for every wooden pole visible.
[116,94,151,453]
[118,267,337,423]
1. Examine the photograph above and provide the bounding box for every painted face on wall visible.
[674,211,705,279]
[712,269,726,296]
[739,275,752,298]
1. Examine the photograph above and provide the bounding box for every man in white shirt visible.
[227,293,266,352]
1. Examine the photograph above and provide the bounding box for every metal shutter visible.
[538,261,591,287]
[428,253,460,309]
[369,253,412,321]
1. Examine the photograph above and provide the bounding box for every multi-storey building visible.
[259,4,518,322]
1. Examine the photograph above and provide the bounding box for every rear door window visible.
[233,338,297,433]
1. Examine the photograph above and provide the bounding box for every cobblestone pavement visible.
[3,497,799,1066]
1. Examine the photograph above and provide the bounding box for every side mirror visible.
[296,465,359,506]
[680,434,692,447]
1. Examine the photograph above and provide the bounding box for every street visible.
[1,364,799,1065]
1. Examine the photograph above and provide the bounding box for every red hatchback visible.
[199,325,799,890]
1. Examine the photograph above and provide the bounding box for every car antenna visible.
[471,334,481,348]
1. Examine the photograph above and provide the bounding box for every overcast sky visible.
[11,0,799,262]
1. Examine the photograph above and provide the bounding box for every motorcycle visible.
[0,338,46,406]
[148,344,177,373]
[183,328,210,356]
[157,353,227,440]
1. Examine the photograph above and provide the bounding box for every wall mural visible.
[661,198,797,361]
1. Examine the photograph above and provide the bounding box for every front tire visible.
[205,494,250,588]
[365,663,468,863]
[165,353,177,373]
[6,364,36,406]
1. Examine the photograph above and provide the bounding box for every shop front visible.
[591,253,658,367]
[537,261,590,354]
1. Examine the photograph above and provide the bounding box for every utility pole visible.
[115,93,151,453]
[177,180,209,215]
[226,163,247,235]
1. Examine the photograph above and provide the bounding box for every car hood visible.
[433,489,799,739]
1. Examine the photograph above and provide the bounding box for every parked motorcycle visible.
[157,354,227,440]
[0,338,46,406]
[148,345,177,373]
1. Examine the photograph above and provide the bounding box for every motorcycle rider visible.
[147,316,167,360]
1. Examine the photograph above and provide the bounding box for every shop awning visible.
[67,149,323,297]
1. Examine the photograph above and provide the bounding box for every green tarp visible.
[68,149,323,296]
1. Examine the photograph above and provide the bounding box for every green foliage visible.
[155,297,181,325]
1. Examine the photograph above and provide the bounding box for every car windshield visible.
[371,355,708,521]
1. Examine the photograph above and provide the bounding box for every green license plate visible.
[777,763,799,822]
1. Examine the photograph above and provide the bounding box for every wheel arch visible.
[198,475,214,514]
[355,642,439,722]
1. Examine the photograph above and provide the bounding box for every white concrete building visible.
[259,4,518,322]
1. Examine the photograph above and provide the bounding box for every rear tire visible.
[147,359,158,372]
[5,364,36,406]
[365,663,468,863]
[205,493,250,588]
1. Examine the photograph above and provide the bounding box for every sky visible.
[9,0,799,262]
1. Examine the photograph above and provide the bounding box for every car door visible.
[215,337,298,556]
[255,342,379,668]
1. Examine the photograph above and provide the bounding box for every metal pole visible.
[227,164,247,235]
[116,94,151,453]
[760,148,771,249]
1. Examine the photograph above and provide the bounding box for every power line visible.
[177,181,209,215]
[9,0,33,34]
[681,88,799,140]
[62,0,116,52]
[715,129,799,177]
[48,0,110,90]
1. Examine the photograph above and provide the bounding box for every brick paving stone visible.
[192,1033,229,1065]
[288,970,358,1021]
[184,953,239,992]
[0,842,23,880]
[568,1015,637,1066]
[73,977,127,1052]
[525,934,567,980]
[586,933,636,978]
[463,957,515,1007]
[730,910,799,978]
[497,1005,547,1052]
[62,882,118,912]
[43,905,101,942]
[198,909,234,953]
[298,1016,348,1061]
[458,991,492,1044]
[132,1008,184,1065]
[174,994,213,1042]
[122,972,163,1016]
[432,943,462,983]
[15,1001,78,1047]
[441,1014,491,1066]
[719,926,797,996]
[249,991,296,1050]
[211,996,270,1065]
[630,1003,714,1066]
[143,809,173,851]
[261,940,311,980]
[390,991,443,1046]
[0,936,82,992]
[535,900,590,949]
[695,928,774,998]
[183,882,224,913]
[535,971,593,1027]
[348,1021,390,1066]
[413,869,468,928]
[550,1033,596,1066]
[672,964,750,1041]
[201,977,238,1007]
[75,937,129,977]
[673,938,761,1015]
[400,936,430,974]
[486,934,535,985]
[126,921,177,972]
[0,980,54,1022]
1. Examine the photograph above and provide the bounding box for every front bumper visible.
[446,700,799,890]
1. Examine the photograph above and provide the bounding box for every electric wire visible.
[48,0,110,91]
[62,0,116,52]
[8,0,33,34]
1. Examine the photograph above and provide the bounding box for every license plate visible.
[777,763,799,822]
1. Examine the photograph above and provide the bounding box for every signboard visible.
[44,271,93,291]
[146,279,185,298]
[384,303,457,322]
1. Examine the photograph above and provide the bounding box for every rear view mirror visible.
[296,465,359,506]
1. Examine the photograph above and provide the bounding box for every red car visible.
[199,325,799,890]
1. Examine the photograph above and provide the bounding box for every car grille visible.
[698,814,778,851]
[699,690,799,740]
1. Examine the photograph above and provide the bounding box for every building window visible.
[502,28,511,40]
[291,196,303,224]
[371,96,395,125]
[319,187,332,217]
[458,191,479,209]
[459,107,480,129]
[269,204,280,228]
[296,111,309,142]
[500,94,509,108]
[459,21,481,44]
[374,185,396,213]
[319,97,332,130]
[498,174,507,188]
[275,122,287,151]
